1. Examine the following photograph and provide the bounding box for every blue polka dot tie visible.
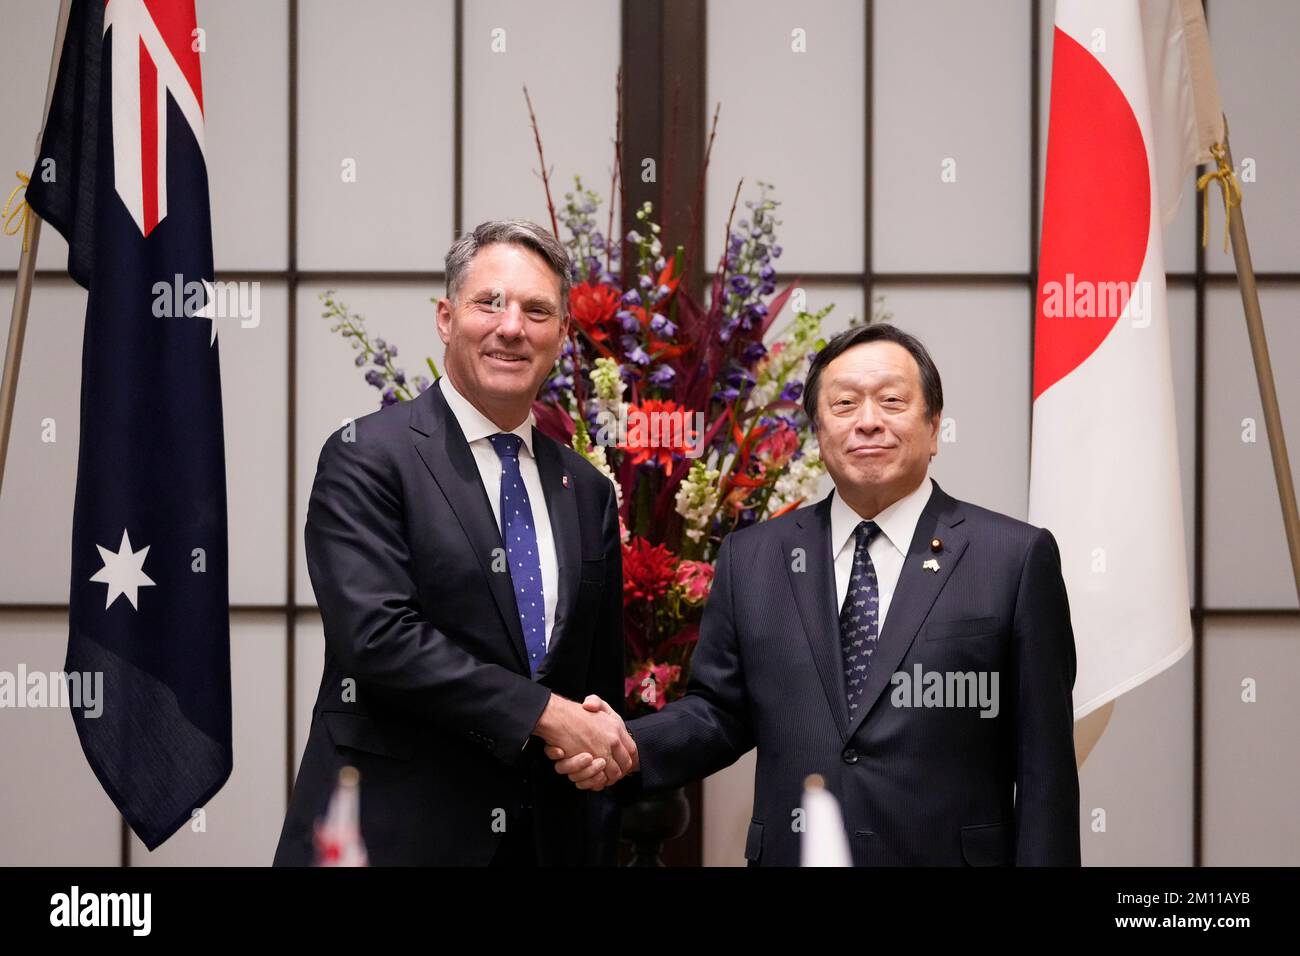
[840,520,882,716]
[489,433,546,676]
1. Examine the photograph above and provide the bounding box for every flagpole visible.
[0,0,73,500]
[1217,118,1300,604]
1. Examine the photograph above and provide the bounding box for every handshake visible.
[533,693,638,790]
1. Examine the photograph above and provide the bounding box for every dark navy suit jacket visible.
[274,380,623,866]
[629,481,1081,866]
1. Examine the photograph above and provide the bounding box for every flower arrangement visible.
[322,82,887,718]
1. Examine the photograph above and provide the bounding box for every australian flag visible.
[25,0,231,850]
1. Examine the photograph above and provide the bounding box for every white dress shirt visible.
[439,374,560,651]
[830,474,934,631]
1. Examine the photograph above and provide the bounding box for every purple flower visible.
[742,341,768,365]
[381,387,399,406]
[648,365,676,386]
[617,310,641,333]
[649,313,675,336]
[627,345,650,366]
[759,264,776,282]
[771,244,783,258]
[621,289,642,307]
[780,381,804,402]
[729,275,752,295]
[393,369,406,385]
[365,369,385,389]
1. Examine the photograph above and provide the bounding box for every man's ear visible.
[435,296,453,344]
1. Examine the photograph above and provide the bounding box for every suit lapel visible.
[409,381,531,674]
[532,430,580,667]
[846,480,969,740]
[784,494,851,742]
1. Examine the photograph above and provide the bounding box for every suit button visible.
[842,749,859,765]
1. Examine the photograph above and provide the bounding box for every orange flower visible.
[569,281,621,342]
[620,399,697,474]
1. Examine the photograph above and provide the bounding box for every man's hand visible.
[533,694,636,788]
[542,696,639,790]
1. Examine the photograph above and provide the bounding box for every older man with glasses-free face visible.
[548,324,1081,867]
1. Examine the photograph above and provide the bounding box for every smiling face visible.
[435,242,568,428]
[814,340,940,516]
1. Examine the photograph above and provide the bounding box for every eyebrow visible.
[466,288,558,310]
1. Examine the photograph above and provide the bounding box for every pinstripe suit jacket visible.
[627,481,1081,866]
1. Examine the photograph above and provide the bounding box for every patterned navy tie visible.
[840,520,882,716]
[488,433,547,676]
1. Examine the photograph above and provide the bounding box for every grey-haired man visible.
[275,220,633,866]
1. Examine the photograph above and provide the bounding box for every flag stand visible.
[1078,117,1300,769]
[1215,119,1300,604]
[0,0,72,501]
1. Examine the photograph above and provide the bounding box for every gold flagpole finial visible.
[2,171,33,253]
[1196,141,1242,253]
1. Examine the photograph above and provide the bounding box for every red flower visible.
[622,536,677,605]
[569,281,621,343]
[620,398,698,474]
[625,661,683,710]
[675,560,714,603]
[754,422,799,469]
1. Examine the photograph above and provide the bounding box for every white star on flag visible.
[89,528,156,610]
[194,277,218,346]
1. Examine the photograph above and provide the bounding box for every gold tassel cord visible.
[1196,142,1242,253]
[2,171,32,253]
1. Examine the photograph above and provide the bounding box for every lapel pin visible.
[930,537,943,552]
[922,558,941,573]
[561,474,570,489]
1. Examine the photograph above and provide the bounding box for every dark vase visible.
[620,786,691,866]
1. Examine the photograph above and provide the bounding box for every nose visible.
[854,399,884,435]
[496,299,524,338]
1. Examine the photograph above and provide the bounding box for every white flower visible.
[675,460,721,543]
[591,356,625,405]
[767,444,825,516]
[572,417,623,507]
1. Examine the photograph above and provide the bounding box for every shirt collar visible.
[439,373,535,457]
[830,473,934,560]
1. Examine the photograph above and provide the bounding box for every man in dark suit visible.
[274,219,635,866]
[549,323,1080,866]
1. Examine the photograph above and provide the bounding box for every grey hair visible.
[443,219,571,317]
